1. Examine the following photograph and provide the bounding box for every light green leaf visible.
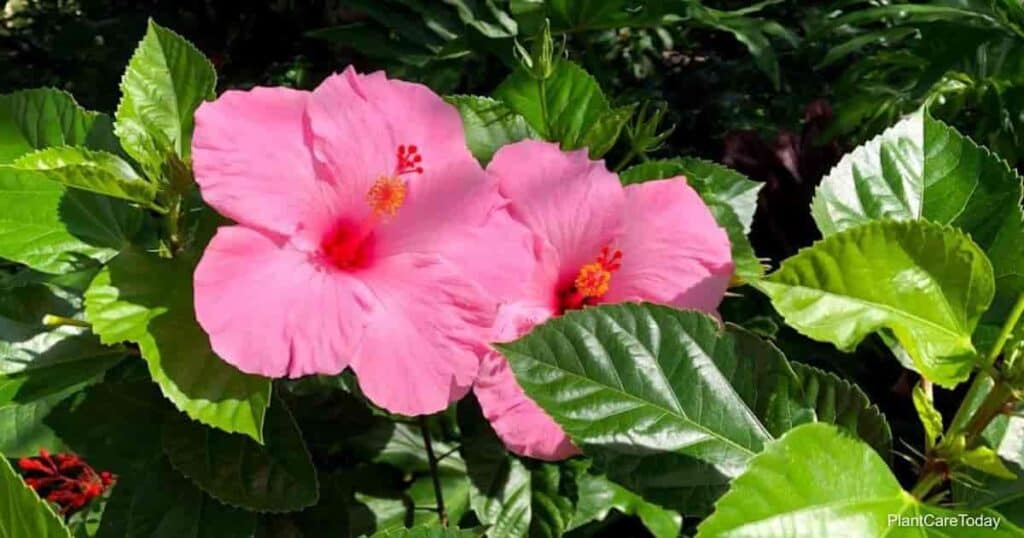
[162,397,318,513]
[912,382,944,451]
[0,170,143,274]
[126,459,256,538]
[0,455,72,538]
[963,446,1018,480]
[445,95,538,165]
[115,20,216,177]
[499,303,793,515]
[696,423,1018,537]
[0,88,117,164]
[754,220,994,387]
[569,473,681,538]
[84,247,271,442]
[494,59,620,154]
[620,157,764,281]
[8,147,158,207]
[954,395,1024,525]
[811,111,1024,349]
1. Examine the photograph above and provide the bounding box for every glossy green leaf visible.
[912,382,944,451]
[620,157,765,281]
[784,362,892,459]
[811,111,1024,347]
[569,473,681,538]
[494,59,622,155]
[447,95,538,165]
[499,303,793,515]
[162,397,319,513]
[0,170,143,274]
[696,423,1019,537]
[115,20,216,177]
[126,460,256,538]
[8,147,158,207]
[0,455,72,538]
[84,247,271,442]
[0,88,116,164]
[754,220,994,387]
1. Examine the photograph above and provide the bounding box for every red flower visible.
[18,450,115,515]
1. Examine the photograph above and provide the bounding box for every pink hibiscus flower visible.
[191,67,533,416]
[475,140,734,460]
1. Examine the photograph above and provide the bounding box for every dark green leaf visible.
[162,397,318,513]
[126,459,256,538]
[569,473,680,538]
[84,247,271,442]
[371,525,477,538]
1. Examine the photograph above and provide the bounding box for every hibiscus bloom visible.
[192,67,532,415]
[475,140,734,460]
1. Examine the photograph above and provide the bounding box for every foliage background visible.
[5,0,1024,536]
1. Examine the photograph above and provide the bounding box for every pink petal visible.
[603,179,733,313]
[193,87,329,237]
[475,350,581,461]
[488,141,625,288]
[351,253,497,416]
[194,226,376,378]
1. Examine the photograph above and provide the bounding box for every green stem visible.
[910,470,945,500]
[537,78,551,140]
[419,416,448,526]
[963,379,1014,444]
[613,147,639,172]
[42,314,90,328]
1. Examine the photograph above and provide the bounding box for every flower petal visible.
[351,253,497,416]
[604,178,734,312]
[194,226,375,378]
[193,87,328,237]
[475,350,580,461]
[488,140,624,287]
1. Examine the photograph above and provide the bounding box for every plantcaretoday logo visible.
[888,512,1002,530]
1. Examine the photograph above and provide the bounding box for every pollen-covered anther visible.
[573,246,623,299]
[367,175,408,218]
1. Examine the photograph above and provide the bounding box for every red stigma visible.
[396,144,424,175]
[18,450,116,515]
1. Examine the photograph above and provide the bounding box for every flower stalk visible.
[419,415,448,526]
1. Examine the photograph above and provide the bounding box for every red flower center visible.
[18,450,115,515]
[559,246,623,312]
[321,144,423,271]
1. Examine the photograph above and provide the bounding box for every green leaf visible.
[126,459,256,538]
[954,390,1024,525]
[580,105,634,158]
[162,397,319,513]
[371,525,477,538]
[349,421,464,475]
[696,423,1019,537]
[115,20,216,177]
[811,111,1024,349]
[0,394,66,457]
[754,220,994,387]
[447,95,538,165]
[494,59,619,154]
[620,158,764,281]
[0,88,116,164]
[527,462,575,538]
[963,446,1018,480]
[912,382,944,451]
[498,303,794,515]
[0,171,143,274]
[0,455,72,538]
[569,473,681,538]
[784,362,893,459]
[84,247,271,442]
[8,147,158,207]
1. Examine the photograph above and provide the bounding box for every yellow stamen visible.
[367,175,407,218]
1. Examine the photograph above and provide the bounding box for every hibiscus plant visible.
[2,16,1024,538]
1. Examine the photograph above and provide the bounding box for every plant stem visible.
[42,314,90,328]
[910,292,1024,499]
[419,415,447,526]
[165,194,183,256]
[613,147,639,172]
